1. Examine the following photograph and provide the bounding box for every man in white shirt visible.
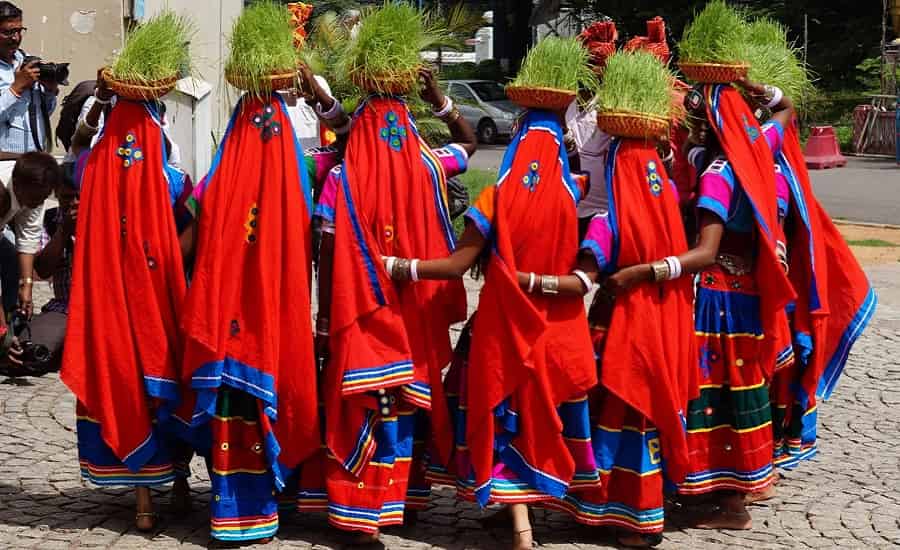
[0,152,59,325]
[566,96,612,234]
[282,74,334,150]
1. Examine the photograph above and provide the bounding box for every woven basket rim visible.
[596,109,670,138]
[677,61,750,69]
[103,67,178,90]
[350,67,420,93]
[225,69,298,91]
[505,84,576,95]
[597,110,669,123]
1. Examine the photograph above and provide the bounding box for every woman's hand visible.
[603,264,650,296]
[735,77,768,106]
[418,66,446,111]
[95,68,114,101]
[297,63,332,106]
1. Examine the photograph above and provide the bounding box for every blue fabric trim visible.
[120,432,160,473]
[694,284,763,335]
[202,95,245,195]
[340,165,387,306]
[762,120,785,152]
[190,357,278,424]
[496,444,569,502]
[276,92,315,219]
[708,85,773,238]
[580,239,609,273]
[696,196,729,224]
[818,287,877,399]
[464,206,492,238]
[143,375,179,404]
[421,145,457,251]
[604,138,621,272]
[446,143,469,171]
[793,331,814,366]
[778,152,822,311]
[314,203,335,223]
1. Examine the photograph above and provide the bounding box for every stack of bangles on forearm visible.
[650,256,683,282]
[384,256,421,282]
[432,97,461,124]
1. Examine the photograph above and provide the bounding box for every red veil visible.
[324,97,466,478]
[179,94,319,482]
[704,85,796,367]
[62,100,186,470]
[465,110,596,505]
[600,138,698,482]
[778,123,876,405]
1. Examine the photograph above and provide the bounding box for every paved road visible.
[469,146,900,226]
[1,265,899,549]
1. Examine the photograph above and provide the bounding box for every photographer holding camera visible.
[0,151,60,375]
[0,2,61,154]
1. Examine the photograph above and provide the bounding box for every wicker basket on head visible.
[101,67,177,101]
[226,69,298,93]
[677,62,749,84]
[506,85,576,111]
[351,68,419,96]
[597,110,670,139]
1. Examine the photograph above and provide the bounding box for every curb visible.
[834,219,900,231]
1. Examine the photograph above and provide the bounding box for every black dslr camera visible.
[22,56,70,86]
[0,311,52,377]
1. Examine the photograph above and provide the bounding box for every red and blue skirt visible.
[76,401,187,486]
[208,388,279,542]
[679,266,775,496]
[543,304,665,535]
[427,320,599,505]
[769,314,818,469]
[296,402,426,534]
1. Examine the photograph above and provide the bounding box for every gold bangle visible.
[650,261,669,283]
[540,274,559,295]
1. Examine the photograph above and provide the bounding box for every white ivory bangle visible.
[385,256,397,278]
[410,259,420,282]
[664,256,682,280]
[527,272,536,293]
[572,269,592,295]
[764,86,784,109]
[433,97,454,118]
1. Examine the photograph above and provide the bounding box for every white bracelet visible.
[93,95,112,105]
[764,85,783,109]
[572,269,593,295]
[432,97,454,118]
[660,148,674,164]
[316,97,343,120]
[527,272,536,293]
[664,256,682,280]
[410,259,420,282]
[385,256,397,277]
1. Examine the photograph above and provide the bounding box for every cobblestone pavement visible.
[1,265,899,550]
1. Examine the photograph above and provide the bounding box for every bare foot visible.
[512,528,533,550]
[693,508,752,530]
[134,487,156,532]
[745,482,776,504]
